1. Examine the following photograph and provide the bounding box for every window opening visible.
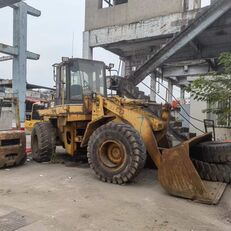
[101,0,128,8]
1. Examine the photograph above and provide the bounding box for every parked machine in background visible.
[31,58,231,205]
[25,102,48,132]
[0,97,26,168]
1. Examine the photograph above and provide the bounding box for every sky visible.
[0,0,119,88]
[0,0,211,97]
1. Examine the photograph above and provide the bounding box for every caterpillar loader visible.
[31,57,227,204]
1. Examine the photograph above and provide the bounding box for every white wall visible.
[0,108,13,131]
[190,98,207,135]
[190,98,231,140]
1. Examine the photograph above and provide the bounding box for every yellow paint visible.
[38,95,170,165]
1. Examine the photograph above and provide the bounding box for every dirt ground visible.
[0,149,231,231]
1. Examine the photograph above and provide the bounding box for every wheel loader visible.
[31,57,227,205]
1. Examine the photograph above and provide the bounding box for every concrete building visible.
[83,0,203,101]
[83,0,217,103]
[84,0,231,139]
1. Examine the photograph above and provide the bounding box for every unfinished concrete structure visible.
[0,1,40,124]
[84,0,231,137]
[83,0,230,99]
[84,0,204,100]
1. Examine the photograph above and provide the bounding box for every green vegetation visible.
[188,52,231,125]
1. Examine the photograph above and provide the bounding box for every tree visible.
[188,52,231,125]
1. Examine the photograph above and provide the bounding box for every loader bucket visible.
[158,133,227,205]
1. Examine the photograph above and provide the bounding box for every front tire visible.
[87,123,147,184]
[31,122,56,163]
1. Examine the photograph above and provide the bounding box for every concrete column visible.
[150,73,156,102]
[167,80,173,103]
[83,31,93,59]
[120,60,126,77]
[12,2,27,123]
[180,86,185,101]
[184,0,201,11]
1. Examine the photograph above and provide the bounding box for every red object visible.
[26,148,32,154]
[172,100,180,109]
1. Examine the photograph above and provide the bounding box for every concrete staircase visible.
[169,117,196,142]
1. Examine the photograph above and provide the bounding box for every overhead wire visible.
[151,75,204,123]
[141,81,205,134]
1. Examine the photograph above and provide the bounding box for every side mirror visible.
[109,63,115,69]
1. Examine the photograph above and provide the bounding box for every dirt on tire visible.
[191,141,231,164]
[87,122,147,184]
[31,122,56,163]
[193,159,231,183]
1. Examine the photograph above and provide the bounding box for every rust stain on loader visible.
[158,134,227,205]
[0,131,26,168]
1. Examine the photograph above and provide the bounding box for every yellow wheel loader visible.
[31,58,227,204]
[25,102,47,132]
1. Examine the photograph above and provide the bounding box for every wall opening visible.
[201,0,211,7]
[101,0,128,9]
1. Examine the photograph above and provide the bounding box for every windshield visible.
[70,59,105,100]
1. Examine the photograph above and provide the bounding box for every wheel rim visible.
[99,140,127,170]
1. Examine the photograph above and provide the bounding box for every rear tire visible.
[193,159,231,183]
[31,122,56,163]
[87,123,147,184]
[191,141,231,164]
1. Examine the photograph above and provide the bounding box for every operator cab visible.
[54,58,107,105]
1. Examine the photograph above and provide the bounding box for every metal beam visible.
[0,0,20,8]
[128,0,231,85]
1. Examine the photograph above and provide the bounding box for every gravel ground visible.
[0,149,230,231]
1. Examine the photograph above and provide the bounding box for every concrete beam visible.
[128,0,231,85]
[162,62,211,78]
[0,43,18,56]
[0,0,20,8]
[26,51,40,60]
[24,4,41,17]
[0,56,13,62]
[0,43,40,60]
[170,42,231,62]
[11,3,41,17]
[87,11,198,48]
